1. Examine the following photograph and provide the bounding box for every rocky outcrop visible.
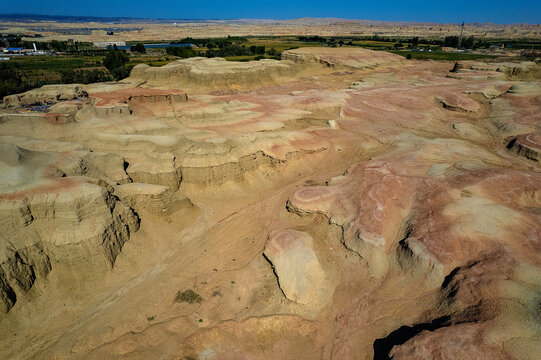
[263,230,332,305]
[0,181,139,313]
[78,103,131,119]
[79,151,132,185]
[125,152,182,191]
[446,60,540,81]
[0,112,75,126]
[114,182,192,215]
[435,91,481,112]
[129,57,297,87]
[0,243,51,313]
[3,84,88,107]
[0,143,139,313]
[126,92,188,105]
[287,160,418,276]
[282,47,405,69]
[181,150,280,186]
[507,132,541,162]
[82,88,189,119]
[90,88,188,107]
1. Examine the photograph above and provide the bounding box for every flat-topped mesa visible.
[179,132,329,187]
[3,84,88,107]
[90,87,188,107]
[84,87,188,118]
[508,132,541,162]
[281,46,405,69]
[447,60,539,81]
[113,182,193,215]
[129,57,297,87]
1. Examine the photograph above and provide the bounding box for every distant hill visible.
[0,13,212,24]
[0,14,533,26]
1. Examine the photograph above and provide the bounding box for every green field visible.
[3,56,101,70]
[390,50,497,61]
[485,40,541,50]
[243,37,323,52]
[0,54,178,98]
[223,55,282,62]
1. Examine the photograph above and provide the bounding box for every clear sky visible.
[2,0,541,24]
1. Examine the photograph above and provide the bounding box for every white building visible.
[93,41,126,48]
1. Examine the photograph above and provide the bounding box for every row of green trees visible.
[298,36,327,42]
[60,69,112,84]
[0,64,27,98]
[2,36,92,52]
[297,34,491,50]
[442,36,489,49]
[174,36,248,49]
[0,65,108,99]
[165,44,278,59]
[165,46,196,58]
[103,45,131,80]
[0,46,129,99]
[130,43,146,53]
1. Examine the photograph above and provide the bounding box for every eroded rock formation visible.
[1,47,540,360]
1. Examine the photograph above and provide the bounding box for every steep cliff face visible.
[0,143,140,313]
[0,242,50,314]
[3,84,88,107]
[0,181,139,313]
[508,132,541,162]
[114,182,193,215]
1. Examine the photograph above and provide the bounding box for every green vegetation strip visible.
[390,51,496,61]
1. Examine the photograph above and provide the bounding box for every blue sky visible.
[2,0,540,24]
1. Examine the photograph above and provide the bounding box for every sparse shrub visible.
[174,289,203,304]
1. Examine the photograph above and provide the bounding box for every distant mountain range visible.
[0,13,529,26]
[0,13,213,23]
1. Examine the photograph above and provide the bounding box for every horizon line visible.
[1,13,540,26]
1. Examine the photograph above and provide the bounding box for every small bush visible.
[174,289,203,304]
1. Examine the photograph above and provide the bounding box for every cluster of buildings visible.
[0,44,53,57]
